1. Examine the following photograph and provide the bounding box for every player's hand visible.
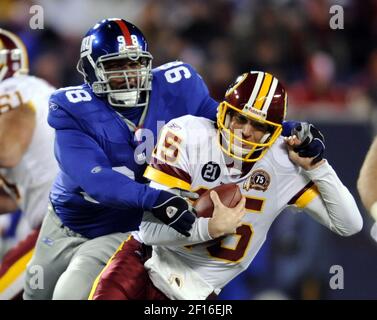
[151,190,196,237]
[284,122,325,170]
[208,191,246,238]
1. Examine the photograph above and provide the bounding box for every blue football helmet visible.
[77,18,153,108]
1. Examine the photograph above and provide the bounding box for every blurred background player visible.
[358,137,377,243]
[23,18,219,300]
[90,71,363,300]
[0,28,57,299]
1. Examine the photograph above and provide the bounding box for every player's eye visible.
[249,120,269,132]
[126,61,142,68]
[104,63,122,71]
[234,114,248,124]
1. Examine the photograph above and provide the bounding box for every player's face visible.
[229,113,270,147]
[103,59,143,90]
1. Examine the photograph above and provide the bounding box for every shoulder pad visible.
[48,85,93,130]
[49,84,91,107]
[268,137,299,172]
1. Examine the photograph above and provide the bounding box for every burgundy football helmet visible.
[217,71,287,162]
[0,29,29,82]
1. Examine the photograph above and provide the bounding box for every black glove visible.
[291,122,325,165]
[151,189,197,237]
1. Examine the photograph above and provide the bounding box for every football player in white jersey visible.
[89,71,363,300]
[0,29,58,299]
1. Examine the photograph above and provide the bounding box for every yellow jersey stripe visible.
[0,248,34,293]
[295,185,320,208]
[253,73,273,110]
[144,166,191,191]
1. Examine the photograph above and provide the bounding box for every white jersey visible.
[139,115,362,300]
[0,75,58,229]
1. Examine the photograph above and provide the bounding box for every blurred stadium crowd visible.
[0,0,377,299]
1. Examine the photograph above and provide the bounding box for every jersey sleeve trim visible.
[144,166,191,191]
[150,156,191,182]
[288,181,320,208]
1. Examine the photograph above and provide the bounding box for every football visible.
[194,183,242,218]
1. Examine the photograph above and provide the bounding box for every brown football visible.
[194,183,242,218]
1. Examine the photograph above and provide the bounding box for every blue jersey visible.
[48,62,218,238]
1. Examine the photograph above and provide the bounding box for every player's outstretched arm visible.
[138,189,246,246]
[285,123,363,236]
[300,163,363,236]
[357,136,377,222]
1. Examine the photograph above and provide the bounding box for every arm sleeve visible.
[49,105,160,210]
[196,95,218,121]
[357,136,377,216]
[298,161,363,236]
[136,211,213,246]
[139,143,213,246]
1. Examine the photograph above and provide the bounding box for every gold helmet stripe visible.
[253,73,273,110]
[261,77,278,114]
[243,71,264,112]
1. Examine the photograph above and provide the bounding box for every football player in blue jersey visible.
[23,18,219,300]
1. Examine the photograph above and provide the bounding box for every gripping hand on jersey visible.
[151,189,198,237]
[283,121,325,170]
